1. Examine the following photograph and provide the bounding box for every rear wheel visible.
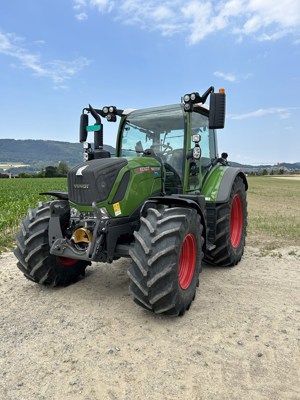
[206,176,247,266]
[14,202,88,286]
[128,207,204,316]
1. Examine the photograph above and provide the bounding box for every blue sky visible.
[0,0,299,164]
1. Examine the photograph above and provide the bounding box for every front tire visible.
[14,202,88,286]
[128,207,204,316]
[206,176,247,266]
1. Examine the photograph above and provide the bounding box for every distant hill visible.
[0,139,299,173]
[230,161,300,172]
[0,139,115,172]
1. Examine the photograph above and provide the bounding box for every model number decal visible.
[135,167,160,173]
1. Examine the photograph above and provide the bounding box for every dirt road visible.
[1,246,299,400]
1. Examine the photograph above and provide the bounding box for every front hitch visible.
[50,231,104,262]
[48,201,105,262]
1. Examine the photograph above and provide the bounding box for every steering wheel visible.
[161,143,173,156]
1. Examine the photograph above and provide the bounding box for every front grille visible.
[68,158,128,205]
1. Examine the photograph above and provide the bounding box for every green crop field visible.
[0,176,299,253]
[0,178,67,252]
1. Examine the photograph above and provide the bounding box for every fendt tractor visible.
[14,86,248,316]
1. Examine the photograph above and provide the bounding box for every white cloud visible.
[90,0,114,13]
[0,31,90,88]
[43,58,91,85]
[73,0,87,9]
[151,5,175,21]
[213,71,252,82]
[229,107,298,120]
[73,0,88,19]
[76,12,88,20]
[73,0,113,18]
[72,0,300,44]
[214,71,238,82]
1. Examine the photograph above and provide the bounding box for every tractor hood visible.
[68,158,128,206]
[68,157,162,216]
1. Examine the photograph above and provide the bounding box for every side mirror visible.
[80,113,88,143]
[209,92,226,129]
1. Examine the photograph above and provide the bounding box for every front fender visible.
[141,195,207,250]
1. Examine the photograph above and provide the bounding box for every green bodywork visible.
[69,157,161,217]
[200,165,228,203]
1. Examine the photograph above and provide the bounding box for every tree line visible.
[18,162,70,178]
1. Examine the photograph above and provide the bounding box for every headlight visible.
[184,103,192,112]
[102,106,109,114]
[183,94,190,103]
[71,207,109,219]
[192,134,201,143]
[193,146,201,160]
[98,207,109,219]
[106,114,116,122]
[70,207,80,218]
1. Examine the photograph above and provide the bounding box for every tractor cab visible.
[117,104,186,195]
[117,102,219,195]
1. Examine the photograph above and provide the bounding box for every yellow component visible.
[113,202,122,216]
[219,88,225,93]
[71,227,93,244]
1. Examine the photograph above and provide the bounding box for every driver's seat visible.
[164,149,184,195]
[168,149,184,180]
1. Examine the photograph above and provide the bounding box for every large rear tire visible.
[205,176,247,266]
[14,202,88,286]
[128,207,204,316]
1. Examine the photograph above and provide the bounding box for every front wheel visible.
[128,207,204,316]
[14,202,88,286]
[205,176,247,266]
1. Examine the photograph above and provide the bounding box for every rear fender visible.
[202,166,248,203]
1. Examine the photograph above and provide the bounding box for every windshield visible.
[120,105,185,187]
[120,104,185,154]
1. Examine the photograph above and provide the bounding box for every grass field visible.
[0,176,299,253]
[0,178,67,252]
[246,176,300,248]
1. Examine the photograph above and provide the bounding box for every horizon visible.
[1,137,299,168]
[0,1,300,164]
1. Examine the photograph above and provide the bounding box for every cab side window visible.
[191,112,217,172]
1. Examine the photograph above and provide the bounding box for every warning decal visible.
[113,202,122,216]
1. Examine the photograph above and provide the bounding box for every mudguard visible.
[202,166,248,203]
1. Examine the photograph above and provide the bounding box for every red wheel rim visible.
[230,194,243,248]
[56,221,78,266]
[178,233,196,289]
[56,257,78,267]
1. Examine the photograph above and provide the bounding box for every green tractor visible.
[14,86,247,316]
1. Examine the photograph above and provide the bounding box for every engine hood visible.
[68,158,128,206]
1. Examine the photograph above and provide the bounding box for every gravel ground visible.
[1,246,300,400]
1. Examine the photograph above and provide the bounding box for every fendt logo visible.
[76,165,88,176]
[74,184,89,189]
